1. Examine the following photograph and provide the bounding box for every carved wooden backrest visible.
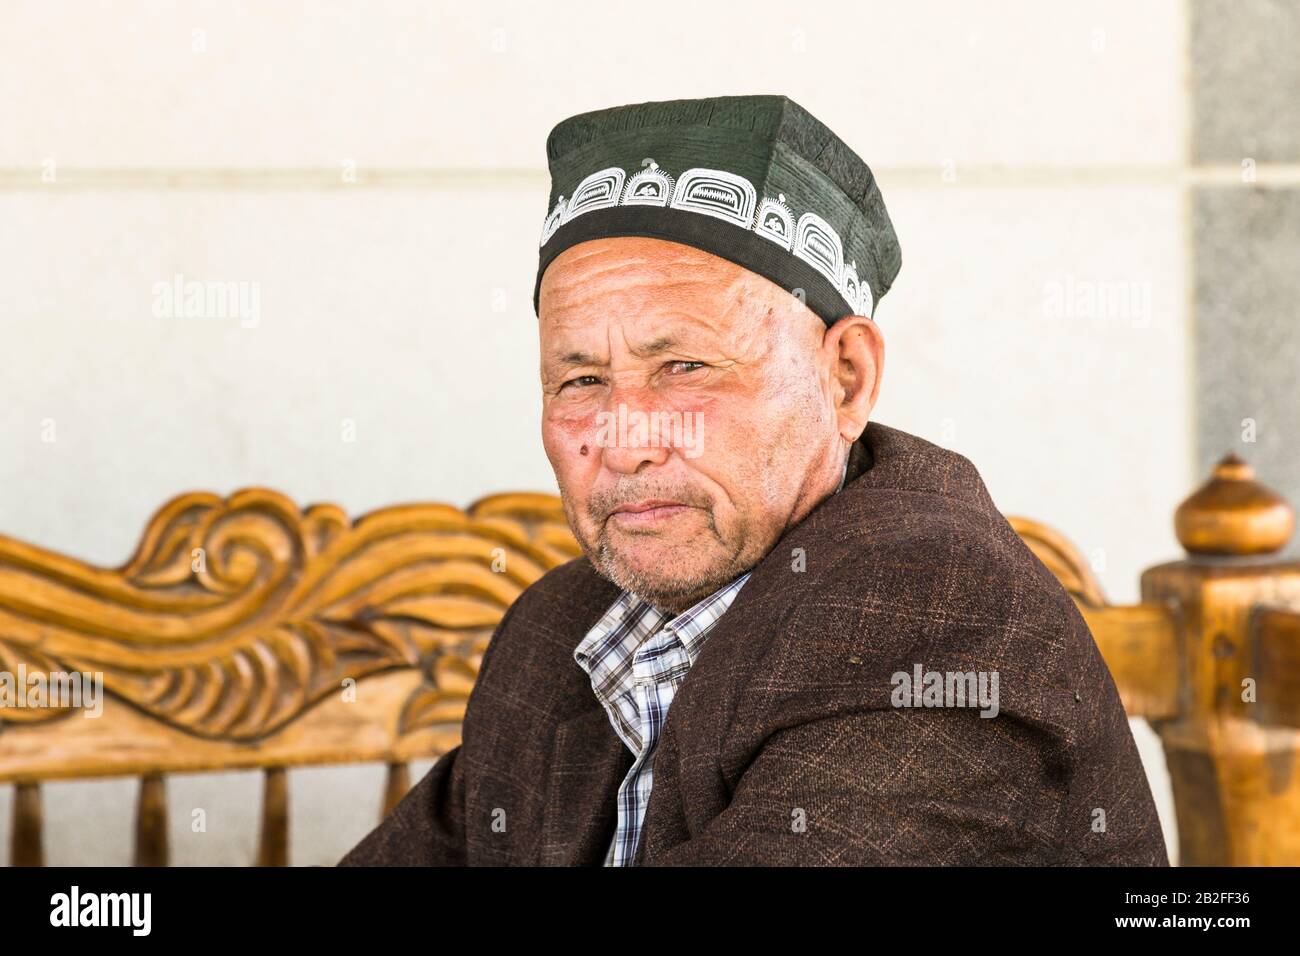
[4,480,1295,866]
[0,489,579,865]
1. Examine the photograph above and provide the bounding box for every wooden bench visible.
[2,457,1298,865]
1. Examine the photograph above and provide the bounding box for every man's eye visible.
[560,375,602,391]
[665,361,706,375]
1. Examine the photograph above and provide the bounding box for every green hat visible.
[533,94,901,326]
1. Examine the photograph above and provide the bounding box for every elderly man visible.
[340,94,1168,866]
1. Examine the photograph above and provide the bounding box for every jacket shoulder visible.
[753,464,1094,727]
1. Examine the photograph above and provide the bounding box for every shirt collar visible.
[574,570,751,672]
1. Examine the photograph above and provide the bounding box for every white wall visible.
[0,0,1188,864]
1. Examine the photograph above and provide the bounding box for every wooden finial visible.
[1175,453,1294,555]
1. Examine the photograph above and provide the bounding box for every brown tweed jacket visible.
[340,422,1168,866]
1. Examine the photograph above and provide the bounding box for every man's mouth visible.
[607,499,695,527]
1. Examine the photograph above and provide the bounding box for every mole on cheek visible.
[580,444,589,457]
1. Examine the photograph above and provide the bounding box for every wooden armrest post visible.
[1138,454,1300,865]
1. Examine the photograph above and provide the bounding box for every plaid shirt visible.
[573,571,752,866]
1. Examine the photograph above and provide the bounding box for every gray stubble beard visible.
[568,504,749,614]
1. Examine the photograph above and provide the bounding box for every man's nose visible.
[597,389,671,475]
[602,438,670,475]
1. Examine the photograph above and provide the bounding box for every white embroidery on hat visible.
[755,193,795,250]
[560,167,626,225]
[670,168,756,228]
[793,212,844,290]
[539,196,567,246]
[859,276,874,318]
[621,161,675,207]
[541,164,875,317]
[842,260,862,314]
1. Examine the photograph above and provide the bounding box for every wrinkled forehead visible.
[537,237,801,357]
[539,237,749,310]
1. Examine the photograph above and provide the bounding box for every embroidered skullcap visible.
[533,94,901,326]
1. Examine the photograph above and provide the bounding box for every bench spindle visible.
[382,762,410,818]
[257,767,289,866]
[12,782,44,867]
[134,773,169,866]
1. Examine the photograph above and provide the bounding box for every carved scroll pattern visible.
[0,489,579,741]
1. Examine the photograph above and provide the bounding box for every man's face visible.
[538,236,875,613]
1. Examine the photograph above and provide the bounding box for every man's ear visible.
[822,314,885,443]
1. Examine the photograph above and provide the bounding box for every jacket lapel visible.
[538,698,633,865]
